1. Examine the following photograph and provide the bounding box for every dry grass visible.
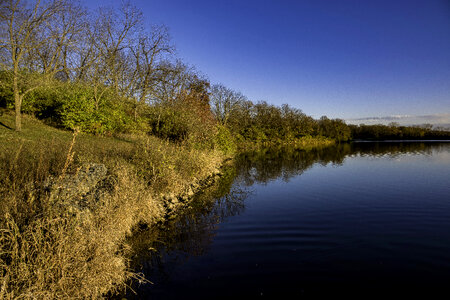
[0,111,223,299]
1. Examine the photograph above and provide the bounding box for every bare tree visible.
[74,1,144,111]
[210,84,246,126]
[0,0,64,131]
[150,60,202,104]
[132,25,173,105]
[95,1,142,95]
[47,1,87,80]
[72,17,97,82]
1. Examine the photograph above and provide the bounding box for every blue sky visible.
[84,0,450,124]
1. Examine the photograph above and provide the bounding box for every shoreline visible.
[0,114,338,298]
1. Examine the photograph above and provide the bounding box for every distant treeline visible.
[349,123,450,140]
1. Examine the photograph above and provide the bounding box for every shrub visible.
[147,94,217,148]
[213,124,236,155]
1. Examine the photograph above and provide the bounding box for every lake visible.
[125,142,450,298]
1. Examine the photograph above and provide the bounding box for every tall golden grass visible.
[0,112,331,298]
[0,112,223,299]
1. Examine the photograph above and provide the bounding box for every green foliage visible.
[224,100,334,148]
[0,72,13,109]
[12,81,135,135]
[57,85,109,134]
[147,104,189,141]
[213,124,237,154]
[349,123,450,140]
[318,116,352,142]
[147,94,217,148]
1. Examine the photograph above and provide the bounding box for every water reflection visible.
[235,142,447,185]
[126,166,249,286]
[125,141,449,298]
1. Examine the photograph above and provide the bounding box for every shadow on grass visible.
[0,121,13,130]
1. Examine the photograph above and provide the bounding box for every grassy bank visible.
[0,111,223,299]
[0,111,337,299]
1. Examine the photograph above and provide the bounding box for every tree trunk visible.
[15,99,21,132]
[13,74,22,132]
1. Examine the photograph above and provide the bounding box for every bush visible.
[213,124,236,155]
[147,94,217,149]
[15,82,136,135]
[56,85,135,135]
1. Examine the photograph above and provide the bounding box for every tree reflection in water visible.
[126,166,248,284]
[124,141,448,295]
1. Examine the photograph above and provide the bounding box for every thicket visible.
[210,87,349,148]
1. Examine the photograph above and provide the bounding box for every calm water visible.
[126,142,450,298]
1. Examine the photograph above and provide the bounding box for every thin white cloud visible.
[346,113,450,126]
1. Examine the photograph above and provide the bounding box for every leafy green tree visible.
[0,0,73,131]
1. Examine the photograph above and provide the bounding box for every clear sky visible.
[84,0,450,124]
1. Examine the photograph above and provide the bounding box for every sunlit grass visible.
[0,111,223,298]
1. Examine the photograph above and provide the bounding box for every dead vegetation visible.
[0,112,223,299]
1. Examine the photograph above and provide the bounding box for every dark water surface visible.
[126,142,450,298]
